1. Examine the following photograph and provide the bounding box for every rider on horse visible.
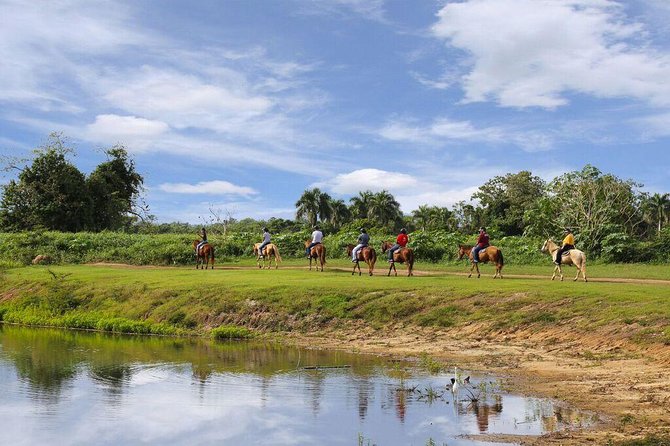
[305,225,323,258]
[471,227,489,263]
[196,227,208,255]
[388,228,408,263]
[352,228,370,262]
[555,228,575,265]
[258,227,271,258]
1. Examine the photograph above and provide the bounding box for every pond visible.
[0,325,594,445]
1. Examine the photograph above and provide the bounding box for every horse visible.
[193,240,215,270]
[253,243,282,269]
[457,244,504,279]
[380,241,414,277]
[541,239,587,282]
[304,240,326,272]
[346,244,376,276]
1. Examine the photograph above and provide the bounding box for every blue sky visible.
[1,0,669,223]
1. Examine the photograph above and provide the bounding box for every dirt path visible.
[86,262,670,285]
[285,322,670,445]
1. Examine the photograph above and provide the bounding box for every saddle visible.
[355,246,371,261]
[561,250,572,257]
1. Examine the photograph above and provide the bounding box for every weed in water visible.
[419,353,443,374]
[211,325,254,340]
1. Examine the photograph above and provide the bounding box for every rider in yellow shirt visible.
[555,228,575,265]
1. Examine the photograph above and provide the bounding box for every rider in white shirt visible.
[305,225,323,257]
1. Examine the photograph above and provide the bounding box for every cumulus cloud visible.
[430,0,670,108]
[314,168,419,195]
[158,180,258,196]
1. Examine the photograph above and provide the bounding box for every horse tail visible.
[275,245,282,262]
[321,246,326,264]
[498,249,504,268]
[408,250,415,273]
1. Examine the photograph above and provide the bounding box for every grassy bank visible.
[1,264,669,350]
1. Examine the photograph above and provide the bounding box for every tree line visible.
[1,134,669,261]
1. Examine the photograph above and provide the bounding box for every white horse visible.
[541,239,587,282]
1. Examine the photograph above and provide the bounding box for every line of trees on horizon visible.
[1,134,669,261]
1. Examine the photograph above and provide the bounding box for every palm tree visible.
[349,191,374,220]
[295,188,321,227]
[368,190,402,228]
[317,191,333,223]
[646,193,670,235]
[329,198,351,230]
[412,205,433,231]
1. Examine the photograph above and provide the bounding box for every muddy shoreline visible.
[284,321,670,445]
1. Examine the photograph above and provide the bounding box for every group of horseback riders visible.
[194,224,579,273]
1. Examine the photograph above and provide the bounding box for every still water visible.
[0,326,592,445]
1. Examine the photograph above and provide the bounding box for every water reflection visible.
[0,325,594,445]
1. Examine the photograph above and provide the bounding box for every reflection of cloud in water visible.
[0,328,594,445]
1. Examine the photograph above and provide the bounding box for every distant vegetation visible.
[1,134,669,264]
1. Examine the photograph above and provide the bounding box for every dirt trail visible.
[86,262,670,285]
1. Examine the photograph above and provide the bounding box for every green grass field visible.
[1,261,669,347]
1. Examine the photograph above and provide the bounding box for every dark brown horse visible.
[457,244,503,279]
[304,240,326,271]
[193,240,215,270]
[380,241,414,277]
[346,244,376,276]
[253,243,282,269]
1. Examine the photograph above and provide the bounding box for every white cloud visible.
[158,180,258,196]
[430,0,670,108]
[98,66,273,131]
[84,114,169,148]
[313,168,419,195]
[631,112,670,138]
[378,117,553,152]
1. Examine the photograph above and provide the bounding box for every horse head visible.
[541,239,553,252]
[380,241,390,253]
[457,245,468,260]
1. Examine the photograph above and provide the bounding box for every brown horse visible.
[380,241,414,277]
[541,239,587,282]
[304,240,326,271]
[253,243,282,269]
[346,244,376,276]
[457,244,504,278]
[193,240,215,270]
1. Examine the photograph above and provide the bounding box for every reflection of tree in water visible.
[88,364,134,400]
[2,327,82,403]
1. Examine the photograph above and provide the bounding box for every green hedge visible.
[2,229,664,266]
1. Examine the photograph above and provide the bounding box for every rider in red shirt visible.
[472,227,489,263]
[388,228,409,262]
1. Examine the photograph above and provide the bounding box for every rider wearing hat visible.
[258,227,271,258]
[388,228,409,263]
[555,228,575,265]
[352,228,370,262]
[305,225,324,258]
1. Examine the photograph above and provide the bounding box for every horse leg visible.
[351,262,357,275]
[387,262,392,277]
[467,262,474,278]
[476,262,481,279]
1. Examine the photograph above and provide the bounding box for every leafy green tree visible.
[472,171,546,235]
[548,165,644,253]
[452,201,485,234]
[86,146,144,231]
[411,205,456,231]
[0,134,90,231]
